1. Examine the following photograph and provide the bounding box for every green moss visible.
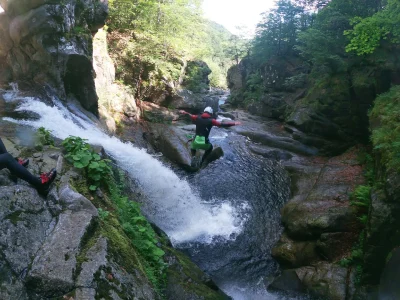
[74,220,101,281]
[62,138,166,295]
[166,248,227,300]
[369,85,400,172]
[99,216,145,275]
[5,211,22,225]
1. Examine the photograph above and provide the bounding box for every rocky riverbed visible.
[134,105,367,299]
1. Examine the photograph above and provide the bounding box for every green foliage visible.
[62,136,112,190]
[243,72,263,104]
[108,178,166,292]
[184,62,210,93]
[358,214,368,225]
[98,208,110,220]
[356,149,375,184]
[369,85,400,171]
[37,127,55,146]
[345,0,400,55]
[338,230,365,283]
[107,0,234,95]
[350,185,372,208]
[252,0,312,63]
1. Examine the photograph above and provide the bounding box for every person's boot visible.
[16,158,29,167]
[38,168,57,194]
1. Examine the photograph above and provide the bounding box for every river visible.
[1,87,306,300]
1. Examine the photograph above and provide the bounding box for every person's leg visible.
[0,138,29,166]
[0,153,42,187]
[201,143,213,164]
[0,138,7,154]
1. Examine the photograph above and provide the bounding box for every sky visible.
[202,0,276,35]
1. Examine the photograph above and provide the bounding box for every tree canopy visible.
[107,0,235,89]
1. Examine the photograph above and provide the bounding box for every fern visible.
[350,185,371,207]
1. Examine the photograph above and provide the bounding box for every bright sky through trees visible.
[202,0,276,35]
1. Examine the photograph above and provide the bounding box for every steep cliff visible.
[0,0,108,114]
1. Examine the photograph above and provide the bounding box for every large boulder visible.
[0,0,108,114]
[270,263,352,300]
[271,233,319,268]
[169,89,219,115]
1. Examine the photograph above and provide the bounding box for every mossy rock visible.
[165,248,230,300]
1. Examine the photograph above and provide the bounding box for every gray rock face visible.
[170,89,219,114]
[379,248,400,300]
[0,185,53,275]
[296,262,349,300]
[0,0,108,113]
[145,122,193,166]
[270,147,364,299]
[272,233,319,268]
[248,93,288,120]
[271,263,350,300]
[28,209,97,297]
[93,29,139,132]
[362,188,400,284]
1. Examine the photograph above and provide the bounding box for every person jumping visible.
[180,107,240,166]
[0,137,57,194]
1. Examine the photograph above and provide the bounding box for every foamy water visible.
[3,97,248,244]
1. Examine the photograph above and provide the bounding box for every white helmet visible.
[204,106,213,114]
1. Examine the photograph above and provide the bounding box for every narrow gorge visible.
[0,0,399,300]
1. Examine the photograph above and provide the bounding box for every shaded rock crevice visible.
[0,0,108,114]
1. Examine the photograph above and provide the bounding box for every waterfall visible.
[3,96,248,245]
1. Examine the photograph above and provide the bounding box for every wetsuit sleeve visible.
[190,115,198,122]
[211,119,236,127]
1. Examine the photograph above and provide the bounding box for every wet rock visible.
[316,232,357,262]
[218,111,237,120]
[272,233,319,268]
[94,259,156,300]
[362,189,399,284]
[145,123,192,166]
[237,129,318,156]
[378,247,400,300]
[281,151,364,239]
[165,248,230,300]
[282,198,357,239]
[269,269,305,293]
[296,262,349,300]
[249,144,293,161]
[202,147,224,168]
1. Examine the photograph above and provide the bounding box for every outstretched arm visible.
[179,110,197,122]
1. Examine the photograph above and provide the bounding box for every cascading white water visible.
[4,96,248,244]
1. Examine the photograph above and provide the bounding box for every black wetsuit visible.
[190,112,236,163]
[0,138,41,187]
